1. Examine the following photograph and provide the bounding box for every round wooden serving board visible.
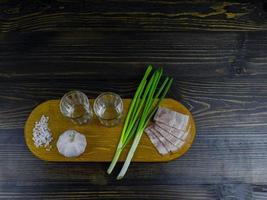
[24,98,196,162]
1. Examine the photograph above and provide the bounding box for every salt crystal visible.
[32,115,53,151]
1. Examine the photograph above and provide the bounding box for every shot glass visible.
[60,90,93,125]
[93,92,123,127]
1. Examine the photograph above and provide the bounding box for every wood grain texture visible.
[0,1,267,32]
[24,99,196,162]
[1,0,267,199]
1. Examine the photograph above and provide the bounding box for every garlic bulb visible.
[57,130,87,158]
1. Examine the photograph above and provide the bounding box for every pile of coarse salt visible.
[32,115,53,151]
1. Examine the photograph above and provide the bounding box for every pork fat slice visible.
[154,107,189,131]
[153,124,186,146]
[148,125,185,150]
[155,122,190,141]
[145,128,169,155]
[146,126,180,153]
[145,107,190,156]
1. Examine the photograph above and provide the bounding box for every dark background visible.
[1,1,267,199]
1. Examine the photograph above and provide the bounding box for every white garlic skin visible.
[57,130,87,158]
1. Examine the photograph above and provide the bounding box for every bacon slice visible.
[154,107,189,131]
[155,122,191,142]
[153,123,185,146]
[146,126,181,153]
[145,107,192,156]
[145,128,169,155]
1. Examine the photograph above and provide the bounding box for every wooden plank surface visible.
[1,1,267,32]
[1,0,267,199]
[24,99,195,162]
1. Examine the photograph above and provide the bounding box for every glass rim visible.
[93,92,123,120]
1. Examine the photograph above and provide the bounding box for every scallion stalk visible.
[106,65,173,179]
[116,77,173,180]
[107,66,152,174]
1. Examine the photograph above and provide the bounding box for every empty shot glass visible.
[60,90,93,125]
[93,92,123,127]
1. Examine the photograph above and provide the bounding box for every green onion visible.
[107,66,152,174]
[106,65,173,179]
[116,77,173,180]
[120,66,152,141]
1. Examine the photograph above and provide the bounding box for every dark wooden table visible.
[1,1,267,199]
